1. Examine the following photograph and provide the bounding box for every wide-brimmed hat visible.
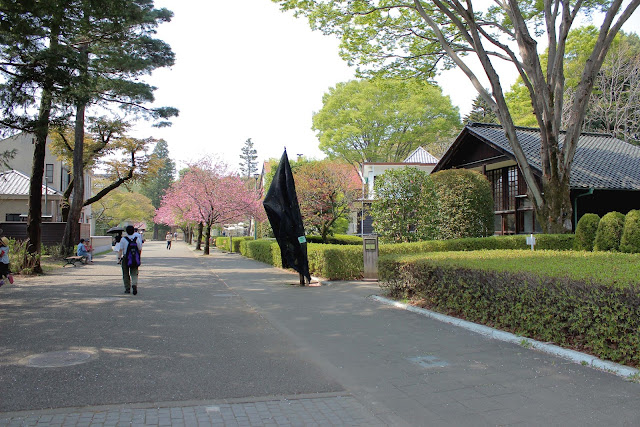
[0,236,9,246]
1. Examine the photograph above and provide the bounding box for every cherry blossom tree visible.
[294,160,361,242]
[155,158,263,255]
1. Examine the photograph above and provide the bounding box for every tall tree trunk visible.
[62,43,89,255]
[26,87,53,273]
[195,222,203,250]
[204,223,211,255]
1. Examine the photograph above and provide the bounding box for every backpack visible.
[124,236,140,267]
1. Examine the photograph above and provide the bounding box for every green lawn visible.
[397,249,640,288]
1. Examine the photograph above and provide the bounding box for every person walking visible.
[118,225,143,295]
[0,236,14,286]
[166,232,172,250]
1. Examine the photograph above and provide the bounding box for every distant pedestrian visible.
[118,225,143,295]
[0,236,14,286]
[173,231,178,240]
[166,232,172,250]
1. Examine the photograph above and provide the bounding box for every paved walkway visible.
[1,241,639,426]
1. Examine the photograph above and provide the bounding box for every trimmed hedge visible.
[620,210,640,254]
[379,234,574,255]
[215,236,254,252]
[240,234,574,281]
[574,213,600,251]
[305,234,363,245]
[594,211,626,252]
[308,244,362,280]
[379,252,640,367]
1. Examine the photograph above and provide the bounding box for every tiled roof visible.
[0,170,62,196]
[466,123,640,190]
[403,146,439,164]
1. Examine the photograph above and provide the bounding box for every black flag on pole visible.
[263,150,311,284]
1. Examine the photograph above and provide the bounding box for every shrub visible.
[379,234,573,256]
[243,239,277,265]
[231,236,253,253]
[370,167,436,243]
[306,234,363,245]
[574,214,600,251]
[620,210,640,254]
[307,244,362,280]
[215,237,230,251]
[594,211,626,251]
[429,169,494,239]
[379,253,640,366]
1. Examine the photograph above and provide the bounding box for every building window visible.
[5,213,21,222]
[45,163,54,184]
[487,165,536,235]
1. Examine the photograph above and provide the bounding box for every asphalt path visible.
[0,241,341,413]
[2,240,640,426]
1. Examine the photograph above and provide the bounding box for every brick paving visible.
[0,394,383,426]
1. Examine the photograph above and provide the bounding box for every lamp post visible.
[253,173,259,239]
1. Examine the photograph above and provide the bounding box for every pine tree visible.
[463,94,500,124]
[239,138,258,178]
[141,139,175,239]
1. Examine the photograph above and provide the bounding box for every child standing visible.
[0,236,14,286]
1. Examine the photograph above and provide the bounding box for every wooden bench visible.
[64,255,88,267]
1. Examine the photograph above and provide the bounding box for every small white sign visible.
[526,234,536,250]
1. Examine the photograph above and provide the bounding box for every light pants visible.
[121,262,139,291]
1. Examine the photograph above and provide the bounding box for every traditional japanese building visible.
[434,123,640,234]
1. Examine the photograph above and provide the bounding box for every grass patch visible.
[390,250,640,287]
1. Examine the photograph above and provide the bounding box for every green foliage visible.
[371,167,437,243]
[379,252,640,366]
[4,238,39,275]
[141,140,176,209]
[313,79,460,165]
[242,239,277,264]
[305,234,363,245]
[594,211,626,251]
[215,237,230,251]
[430,169,494,239]
[379,234,574,256]
[240,234,573,281]
[463,94,499,124]
[620,210,640,253]
[574,213,600,251]
[307,244,363,280]
[294,160,361,241]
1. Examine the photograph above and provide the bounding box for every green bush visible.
[370,167,436,243]
[215,236,230,251]
[243,239,277,265]
[307,244,362,280]
[240,235,574,281]
[379,252,640,366]
[306,234,363,245]
[430,169,494,239]
[379,234,573,256]
[620,210,640,254]
[231,236,253,253]
[594,211,626,251]
[574,214,600,251]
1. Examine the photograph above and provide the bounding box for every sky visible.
[132,0,640,173]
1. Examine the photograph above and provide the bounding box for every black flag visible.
[263,150,311,284]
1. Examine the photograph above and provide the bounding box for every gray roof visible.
[0,170,62,196]
[466,123,640,190]
[403,146,439,164]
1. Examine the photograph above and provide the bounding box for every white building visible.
[352,147,439,235]
[0,132,93,233]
